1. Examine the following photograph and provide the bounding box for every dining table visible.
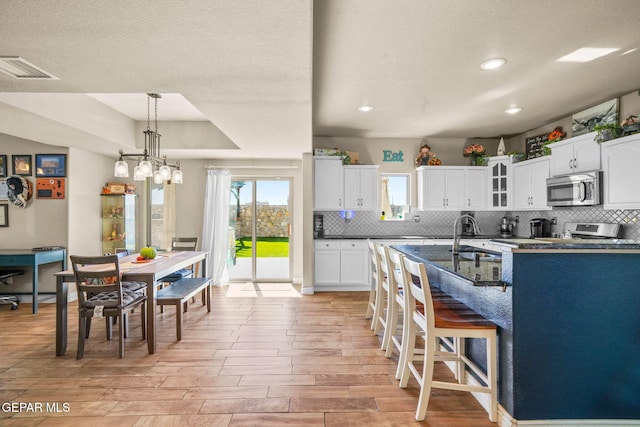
[54,250,208,356]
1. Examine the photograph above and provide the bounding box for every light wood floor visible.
[0,283,497,426]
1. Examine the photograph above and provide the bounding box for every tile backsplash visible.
[316,207,640,240]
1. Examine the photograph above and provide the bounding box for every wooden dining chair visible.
[70,255,147,359]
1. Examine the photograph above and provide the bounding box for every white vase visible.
[497,137,506,156]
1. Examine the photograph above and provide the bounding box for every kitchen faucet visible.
[452,214,481,254]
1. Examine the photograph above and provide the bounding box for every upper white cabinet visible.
[417,167,464,210]
[314,156,344,210]
[512,157,551,211]
[601,133,640,209]
[417,166,486,211]
[314,157,378,211]
[465,168,488,210]
[549,132,601,176]
[486,155,512,210]
[344,165,379,210]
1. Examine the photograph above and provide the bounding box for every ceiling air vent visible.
[0,56,58,80]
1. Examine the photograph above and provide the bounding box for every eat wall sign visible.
[382,150,404,162]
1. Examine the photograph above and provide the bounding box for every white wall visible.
[0,135,68,293]
[67,146,119,258]
[0,135,117,295]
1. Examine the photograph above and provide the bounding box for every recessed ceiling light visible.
[557,47,619,62]
[480,58,506,70]
[357,105,374,112]
[505,107,522,114]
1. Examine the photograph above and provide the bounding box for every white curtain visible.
[201,169,231,287]
[380,176,392,217]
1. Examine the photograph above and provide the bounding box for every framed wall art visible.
[0,155,7,177]
[36,178,65,199]
[0,204,7,227]
[0,178,7,200]
[35,154,67,177]
[572,98,619,136]
[12,154,32,176]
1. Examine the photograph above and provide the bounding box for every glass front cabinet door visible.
[101,194,137,255]
[487,155,511,210]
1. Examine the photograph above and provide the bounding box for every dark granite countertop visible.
[391,244,504,286]
[316,234,520,240]
[489,237,640,250]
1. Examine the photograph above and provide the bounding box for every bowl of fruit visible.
[135,246,157,263]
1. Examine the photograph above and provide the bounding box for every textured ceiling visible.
[1,0,639,160]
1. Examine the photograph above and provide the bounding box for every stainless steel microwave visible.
[546,171,602,207]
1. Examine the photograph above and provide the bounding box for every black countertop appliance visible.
[313,214,324,238]
[529,218,551,238]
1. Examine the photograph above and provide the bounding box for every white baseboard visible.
[300,286,314,295]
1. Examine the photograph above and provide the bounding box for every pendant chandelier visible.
[114,93,183,184]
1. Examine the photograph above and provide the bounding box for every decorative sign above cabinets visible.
[525,133,548,159]
[383,150,404,162]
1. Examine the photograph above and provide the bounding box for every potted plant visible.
[593,123,622,143]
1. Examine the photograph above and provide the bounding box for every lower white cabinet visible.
[314,240,370,291]
[602,133,640,209]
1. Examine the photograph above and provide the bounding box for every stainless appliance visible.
[498,216,514,237]
[561,222,622,239]
[459,212,477,236]
[530,218,551,238]
[546,171,602,207]
[313,214,324,238]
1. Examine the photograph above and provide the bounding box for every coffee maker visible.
[313,214,324,238]
[460,212,476,236]
[529,218,551,238]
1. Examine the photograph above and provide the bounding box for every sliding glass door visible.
[229,178,291,281]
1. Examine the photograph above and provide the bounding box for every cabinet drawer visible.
[314,241,341,250]
[0,255,31,266]
[339,240,369,250]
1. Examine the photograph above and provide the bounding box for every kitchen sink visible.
[457,251,501,261]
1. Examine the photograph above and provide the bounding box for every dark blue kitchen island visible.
[392,241,640,425]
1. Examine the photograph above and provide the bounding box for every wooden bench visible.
[156,277,212,340]
[0,269,25,310]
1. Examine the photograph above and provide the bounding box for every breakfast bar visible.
[392,240,640,423]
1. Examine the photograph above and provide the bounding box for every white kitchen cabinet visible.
[313,241,341,286]
[417,166,486,211]
[314,240,370,291]
[601,133,640,209]
[486,155,512,210]
[512,157,551,210]
[314,156,344,210]
[339,240,370,286]
[417,167,464,210]
[344,165,379,210]
[549,132,601,176]
[465,167,487,210]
